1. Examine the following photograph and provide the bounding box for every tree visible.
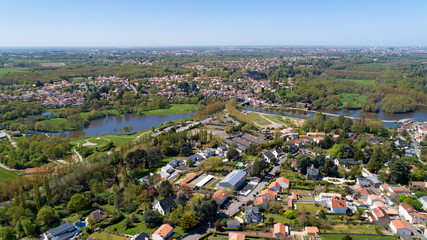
[67,193,89,212]
[341,235,353,240]
[146,147,162,168]
[15,217,35,237]
[43,177,52,205]
[0,227,16,240]
[366,149,385,173]
[179,141,192,157]
[204,157,222,171]
[348,165,362,180]
[390,159,411,184]
[176,193,188,206]
[226,147,240,161]
[296,155,312,175]
[34,183,41,210]
[214,220,223,230]
[143,209,163,228]
[411,167,427,181]
[158,180,173,197]
[36,206,56,227]
[180,213,199,231]
[320,158,338,177]
[251,158,268,176]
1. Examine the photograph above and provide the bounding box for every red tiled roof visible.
[391,220,411,230]
[332,199,347,209]
[153,224,173,238]
[213,190,228,204]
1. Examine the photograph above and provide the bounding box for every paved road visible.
[225,156,287,216]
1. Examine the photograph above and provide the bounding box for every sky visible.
[1,0,427,47]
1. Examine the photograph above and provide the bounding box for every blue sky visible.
[1,0,426,47]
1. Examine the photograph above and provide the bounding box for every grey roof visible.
[0,132,6,138]
[47,222,78,240]
[156,196,177,211]
[366,175,382,184]
[263,151,275,160]
[188,153,203,161]
[218,146,228,151]
[219,170,247,186]
[134,232,151,240]
[167,159,181,168]
[245,205,259,214]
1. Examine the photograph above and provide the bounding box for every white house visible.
[399,203,416,221]
[409,212,427,224]
[331,199,347,214]
[419,196,427,210]
[366,194,385,206]
[389,220,412,236]
[152,224,173,240]
[153,197,176,215]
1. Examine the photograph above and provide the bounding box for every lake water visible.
[46,112,195,138]
[246,105,427,128]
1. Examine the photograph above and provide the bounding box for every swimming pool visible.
[74,221,86,228]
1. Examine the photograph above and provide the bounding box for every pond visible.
[42,111,195,138]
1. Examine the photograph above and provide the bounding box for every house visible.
[399,203,416,221]
[227,220,240,229]
[357,178,370,187]
[229,232,245,240]
[216,146,228,156]
[259,189,278,200]
[44,222,79,240]
[132,232,151,240]
[152,224,174,240]
[354,188,370,198]
[10,131,22,137]
[366,175,382,188]
[25,167,49,175]
[331,199,347,214]
[213,189,229,207]
[272,148,283,158]
[273,223,289,238]
[204,148,216,158]
[244,205,263,223]
[167,159,181,168]
[419,196,427,210]
[334,158,359,167]
[268,181,281,192]
[371,207,390,226]
[153,196,177,215]
[411,181,426,189]
[409,212,427,224]
[395,139,407,148]
[367,195,385,206]
[276,177,290,189]
[369,137,383,144]
[161,165,175,174]
[87,209,107,223]
[187,153,203,163]
[254,196,270,209]
[291,192,298,201]
[217,170,247,189]
[0,132,7,139]
[306,165,319,180]
[389,220,412,236]
[305,226,319,235]
[262,151,275,163]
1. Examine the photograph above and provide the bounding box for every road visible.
[2,131,17,149]
[225,155,287,216]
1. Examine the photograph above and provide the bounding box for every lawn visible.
[107,218,157,235]
[264,213,294,225]
[295,203,325,213]
[325,223,380,234]
[89,231,129,240]
[0,67,28,74]
[70,130,150,147]
[0,168,23,183]
[141,104,196,115]
[262,114,287,124]
[319,234,394,240]
[341,79,375,86]
[339,93,366,109]
[247,112,271,125]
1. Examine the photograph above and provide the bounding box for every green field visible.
[319,234,394,240]
[339,93,366,109]
[341,79,375,86]
[70,130,150,147]
[325,223,380,234]
[141,104,196,115]
[0,168,23,183]
[263,114,288,124]
[264,213,294,225]
[88,231,128,240]
[247,112,271,125]
[0,67,28,74]
[295,203,326,213]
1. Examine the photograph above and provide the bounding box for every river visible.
[245,105,427,128]
[43,112,195,138]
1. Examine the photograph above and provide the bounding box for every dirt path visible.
[0,162,18,171]
[257,112,284,128]
[73,149,83,162]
